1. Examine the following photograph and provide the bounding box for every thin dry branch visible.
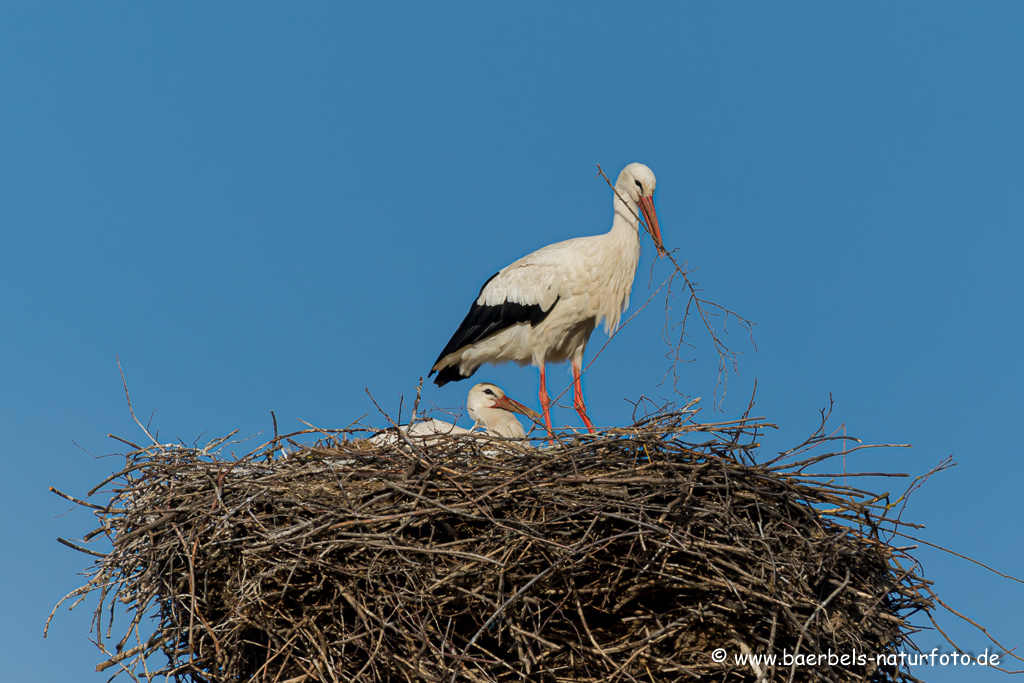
[596,164,757,407]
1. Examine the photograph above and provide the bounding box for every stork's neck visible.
[478,409,522,438]
[609,184,642,245]
[478,407,506,430]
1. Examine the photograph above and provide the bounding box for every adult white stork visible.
[429,162,664,435]
[367,382,540,444]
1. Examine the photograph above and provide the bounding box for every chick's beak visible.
[494,395,542,421]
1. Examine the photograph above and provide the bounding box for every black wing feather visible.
[429,272,558,386]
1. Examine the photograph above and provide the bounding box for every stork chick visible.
[368,382,539,443]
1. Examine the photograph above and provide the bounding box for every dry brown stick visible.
[87,462,151,496]
[57,537,107,557]
[923,586,1024,667]
[116,355,158,446]
[50,486,107,510]
[891,530,1024,584]
[114,511,179,546]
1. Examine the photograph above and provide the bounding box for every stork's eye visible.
[483,388,495,396]
[634,179,643,192]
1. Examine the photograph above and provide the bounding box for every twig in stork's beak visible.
[638,195,666,258]
[493,395,542,421]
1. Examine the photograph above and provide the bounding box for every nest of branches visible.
[52,408,944,683]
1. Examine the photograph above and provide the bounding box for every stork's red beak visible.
[493,395,542,421]
[638,195,666,258]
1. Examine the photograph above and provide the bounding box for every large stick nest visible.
[52,409,938,683]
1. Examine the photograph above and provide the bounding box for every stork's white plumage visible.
[367,382,539,444]
[430,163,664,435]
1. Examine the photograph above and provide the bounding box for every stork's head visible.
[467,383,541,424]
[617,163,665,257]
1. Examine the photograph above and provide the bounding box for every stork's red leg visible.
[572,359,596,433]
[538,363,554,441]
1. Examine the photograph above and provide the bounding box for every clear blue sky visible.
[3,4,1022,682]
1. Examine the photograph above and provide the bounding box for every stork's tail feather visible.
[430,363,476,387]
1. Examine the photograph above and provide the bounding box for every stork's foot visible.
[538,364,556,445]
[569,359,595,434]
[575,406,596,434]
[538,393,556,444]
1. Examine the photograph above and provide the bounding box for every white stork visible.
[429,163,664,435]
[368,382,540,444]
